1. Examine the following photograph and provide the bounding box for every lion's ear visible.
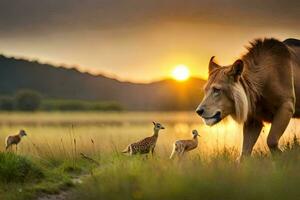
[229,59,244,81]
[208,56,219,73]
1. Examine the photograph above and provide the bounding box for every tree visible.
[15,90,42,111]
[0,96,14,110]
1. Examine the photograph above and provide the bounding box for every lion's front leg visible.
[267,101,294,153]
[241,118,263,158]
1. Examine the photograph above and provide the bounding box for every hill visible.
[0,55,206,110]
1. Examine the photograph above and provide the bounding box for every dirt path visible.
[37,153,99,200]
[37,191,69,200]
[37,176,85,200]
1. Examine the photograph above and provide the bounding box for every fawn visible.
[170,130,199,159]
[5,130,27,152]
[122,122,165,156]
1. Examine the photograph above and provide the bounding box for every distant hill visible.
[0,55,206,110]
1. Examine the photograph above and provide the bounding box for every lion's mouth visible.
[202,111,222,126]
[203,111,221,120]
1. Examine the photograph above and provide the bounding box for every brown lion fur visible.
[197,38,300,156]
[239,38,292,118]
[203,38,296,122]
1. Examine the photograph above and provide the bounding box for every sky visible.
[0,0,299,83]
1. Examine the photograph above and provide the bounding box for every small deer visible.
[122,122,165,156]
[170,130,199,159]
[5,130,27,152]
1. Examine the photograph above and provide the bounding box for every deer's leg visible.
[241,118,263,158]
[169,150,173,159]
[177,149,185,162]
[179,148,185,157]
[16,145,18,153]
[170,145,176,159]
[129,146,133,156]
[267,101,294,153]
[151,148,155,157]
[175,151,179,159]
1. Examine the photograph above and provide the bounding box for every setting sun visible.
[172,65,190,81]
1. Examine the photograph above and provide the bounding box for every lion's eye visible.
[212,87,221,94]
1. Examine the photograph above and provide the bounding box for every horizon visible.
[0,1,299,83]
[1,2,300,200]
[0,53,206,84]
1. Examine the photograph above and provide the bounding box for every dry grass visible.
[1,112,300,200]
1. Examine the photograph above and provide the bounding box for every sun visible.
[172,65,190,81]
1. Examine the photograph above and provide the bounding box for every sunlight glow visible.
[172,65,190,81]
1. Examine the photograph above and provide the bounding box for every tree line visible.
[0,90,123,112]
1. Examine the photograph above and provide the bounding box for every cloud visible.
[0,0,299,36]
[0,0,298,82]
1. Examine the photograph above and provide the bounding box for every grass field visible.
[0,112,300,200]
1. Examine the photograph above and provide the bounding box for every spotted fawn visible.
[122,122,165,156]
[170,130,199,159]
[5,130,27,151]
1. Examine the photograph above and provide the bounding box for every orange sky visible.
[0,1,299,83]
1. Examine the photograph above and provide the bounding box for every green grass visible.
[0,152,43,183]
[0,151,90,200]
[0,112,300,200]
[69,149,300,200]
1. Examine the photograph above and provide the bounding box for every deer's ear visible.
[152,121,156,125]
[209,56,220,73]
[228,59,244,81]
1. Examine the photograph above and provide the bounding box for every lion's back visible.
[284,38,300,47]
[239,38,299,120]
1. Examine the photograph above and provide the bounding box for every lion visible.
[196,38,300,157]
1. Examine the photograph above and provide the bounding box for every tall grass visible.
[69,148,300,200]
[0,152,43,183]
[0,112,300,199]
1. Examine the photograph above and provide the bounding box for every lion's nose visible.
[196,107,204,116]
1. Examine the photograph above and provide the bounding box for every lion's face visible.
[197,78,234,126]
[196,57,245,126]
